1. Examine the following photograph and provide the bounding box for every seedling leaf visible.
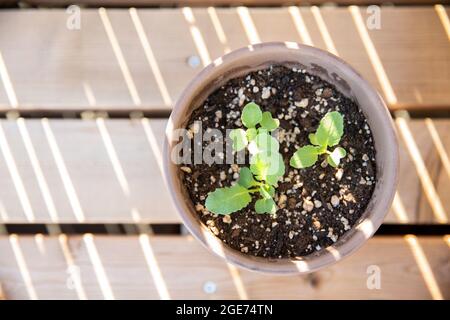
[315,111,344,147]
[266,174,280,186]
[246,128,258,141]
[255,198,277,214]
[250,153,270,180]
[255,132,279,154]
[308,133,318,146]
[273,154,285,177]
[238,167,258,188]
[205,184,251,215]
[290,145,319,169]
[241,102,262,128]
[266,185,275,197]
[251,153,284,180]
[260,111,280,131]
[327,147,347,168]
[259,184,275,199]
[229,128,248,151]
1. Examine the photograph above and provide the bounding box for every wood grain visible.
[0,282,5,300]
[0,118,448,224]
[20,0,444,7]
[0,7,449,111]
[0,118,177,223]
[411,120,450,223]
[395,119,450,224]
[0,234,448,300]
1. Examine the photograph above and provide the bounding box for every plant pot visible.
[163,42,398,274]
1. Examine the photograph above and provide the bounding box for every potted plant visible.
[163,42,398,274]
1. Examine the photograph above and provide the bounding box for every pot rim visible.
[163,42,399,275]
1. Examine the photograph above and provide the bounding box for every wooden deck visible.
[0,235,449,300]
[0,4,449,299]
[1,7,449,111]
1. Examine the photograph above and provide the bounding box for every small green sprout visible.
[205,102,285,215]
[290,111,346,169]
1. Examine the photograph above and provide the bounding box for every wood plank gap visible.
[2,223,182,235]
[1,223,448,235]
[18,2,448,9]
[0,109,172,119]
[0,107,448,119]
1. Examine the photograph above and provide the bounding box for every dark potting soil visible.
[179,65,377,259]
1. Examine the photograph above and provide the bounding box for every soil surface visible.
[179,65,377,259]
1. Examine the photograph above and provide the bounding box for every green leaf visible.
[327,147,347,168]
[246,128,258,141]
[315,111,344,147]
[260,111,280,131]
[259,184,274,199]
[205,185,251,215]
[290,145,319,169]
[255,198,277,214]
[241,102,262,128]
[251,153,284,181]
[250,152,270,180]
[255,132,279,154]
[327,156,337,168]
[257,128,269,136]
[266,174,280,186]
[272,154,285,177]
[238,167,258,188]
[247,131,279,155]
[229,129,248,151]
[309,133,318,146]
[266,185,275,197]
[259,184,275,200]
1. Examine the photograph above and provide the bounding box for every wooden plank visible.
[0,7,449,111]
[0,118,178,223]
[0,282,4,300]
[413,120,450,223]
[394,119,450,224]
[0,118,448,224]
[0,234,448,299]
[21,1,443,7]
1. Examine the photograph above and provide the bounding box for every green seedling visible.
[290,111,346,169]
[205,102,285,215]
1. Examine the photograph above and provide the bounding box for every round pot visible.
[163,42,398,274]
